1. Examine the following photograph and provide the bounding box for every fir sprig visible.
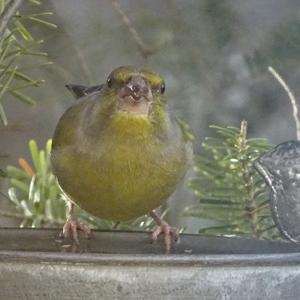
[0,0,56,125]
[187,121,279,239]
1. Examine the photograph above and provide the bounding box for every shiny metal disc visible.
[254,140,300,243]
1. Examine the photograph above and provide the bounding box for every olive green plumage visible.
[51,66,192,221]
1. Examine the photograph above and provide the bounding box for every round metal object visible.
[255,140,300,243]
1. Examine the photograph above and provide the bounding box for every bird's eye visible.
[160,81,165,94]
[107,76,113,88]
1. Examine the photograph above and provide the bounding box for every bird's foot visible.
[61,217,91,244]
[152,222,179,253]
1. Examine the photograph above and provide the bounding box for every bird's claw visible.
[152,223,179,253]
[61,218,91,244]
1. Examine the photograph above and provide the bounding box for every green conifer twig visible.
[0,0,22,38]
[187,121,277,239]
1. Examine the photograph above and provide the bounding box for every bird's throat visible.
[110,111,153,138]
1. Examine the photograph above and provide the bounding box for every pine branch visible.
[238,121,260,237]
[0,0,22,38]
[187,121,279,239]
[0,0,55,125]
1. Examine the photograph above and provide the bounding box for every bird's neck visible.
[109,112,154,139]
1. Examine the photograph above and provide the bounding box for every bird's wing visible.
[65,84,104,99]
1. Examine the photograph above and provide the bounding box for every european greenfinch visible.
[51,66,192,252]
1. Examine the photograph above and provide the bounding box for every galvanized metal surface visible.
[1,228,300,300]
[255,140,300,244]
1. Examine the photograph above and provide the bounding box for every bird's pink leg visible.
[150,210,179,253]
[61,202,91,244]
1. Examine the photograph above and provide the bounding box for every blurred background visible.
[0,0,299,232]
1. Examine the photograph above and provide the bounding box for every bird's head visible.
[103,66,166,116]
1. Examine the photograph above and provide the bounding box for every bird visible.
[51,66,193,252]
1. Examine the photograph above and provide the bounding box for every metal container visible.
[0,228,300,300]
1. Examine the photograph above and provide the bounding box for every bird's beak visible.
[117,76,153,115]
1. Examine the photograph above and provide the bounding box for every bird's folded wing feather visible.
[65,84,104,99]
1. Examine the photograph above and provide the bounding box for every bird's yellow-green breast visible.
[51,66,192,221]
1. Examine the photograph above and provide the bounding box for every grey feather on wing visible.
[65,84,104,99]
